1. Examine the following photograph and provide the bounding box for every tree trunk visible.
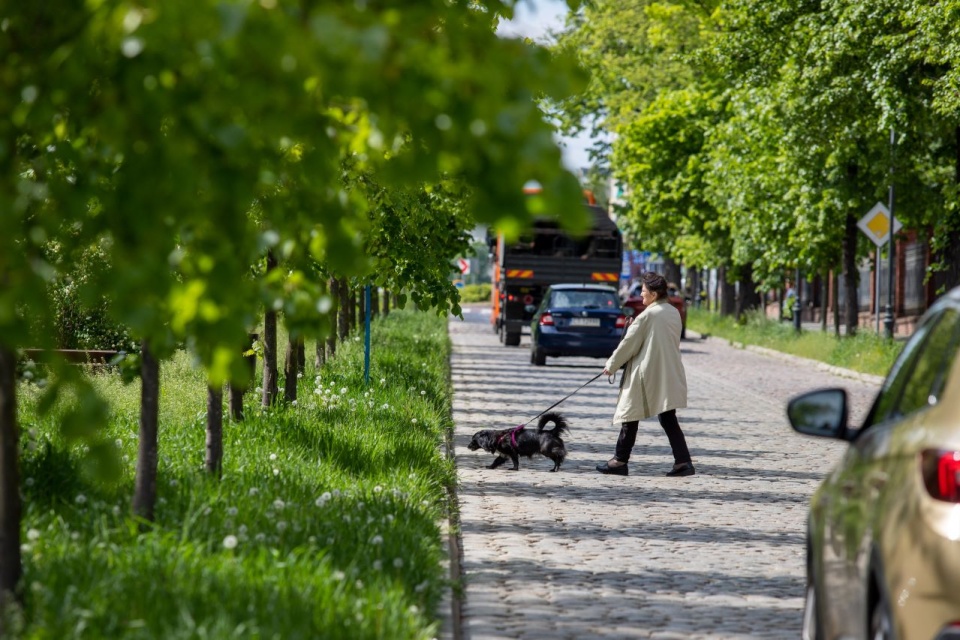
[663,256,682,291]
[833,271,841,337]
[262,252,279,406]
[371,287,379,318]
[132,340,160,523]
[842,213,859,336]
[315,341,325,369]
[382,288,390,316]
[719,266,736,316]
[328,276,340,358]
[338,277,350,341]
[349,287,357,332]
[735,263,763,319]
[205,384,223,479]
[228,335,256,422]
[930,126,960,296]
[283,336,301,404]
[0,346,22,611]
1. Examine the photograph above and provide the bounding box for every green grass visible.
[11,310,453,639]
[457,284,490,304]
[686,308,904,378]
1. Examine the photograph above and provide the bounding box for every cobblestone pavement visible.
[448,306,883,640]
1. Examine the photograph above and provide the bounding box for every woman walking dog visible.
[596,271,695,477]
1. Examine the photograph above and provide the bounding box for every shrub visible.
[458,283,490,303]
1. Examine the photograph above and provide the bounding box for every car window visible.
[869,308,960,425]
[557,291,619,308]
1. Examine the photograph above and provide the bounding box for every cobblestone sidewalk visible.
[448,308,881,639]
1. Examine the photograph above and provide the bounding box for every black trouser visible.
[614,410,691,464]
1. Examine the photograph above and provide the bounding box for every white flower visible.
[75,494,87,505]
[276,521,287,532]
[239,525,248,535]
[255,533,266,542]
[315,492,332,506]
[26,528,40,542]
[332,489,341,498]
[248,487,259,496]
[297,373,303,379]
[223,535,239,550]
[291,400,297,407]
[273,468,279,476]
[255,387,263,393]
[24,477,34,487]
[372,560,382,571]
[333,570,346,581]
[340,387,347,394]
[370,534,383,545]
[273,499,285,510]
[227,507,238,517]
[411,418,418,424]
[393,558,403,568]
[380,378,386,384]
[269,453,277,461]
[373,486,382,493]
[420,390,426,395]
[169,479,178,487]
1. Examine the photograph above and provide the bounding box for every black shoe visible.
[596,461,628,476]
[666,463,695,477]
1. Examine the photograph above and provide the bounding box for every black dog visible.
[467,412,569,472]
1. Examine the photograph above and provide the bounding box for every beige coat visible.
[604,298,687,423]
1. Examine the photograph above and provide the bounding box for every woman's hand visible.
[603,368,611,376]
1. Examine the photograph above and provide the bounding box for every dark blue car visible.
[529,284,631,366]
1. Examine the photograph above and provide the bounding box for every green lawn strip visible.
[686,308,903,378]
[14,310,452,639]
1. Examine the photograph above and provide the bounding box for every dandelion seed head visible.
[223,535,239,550]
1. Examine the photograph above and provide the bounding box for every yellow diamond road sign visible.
[858,202,902,247]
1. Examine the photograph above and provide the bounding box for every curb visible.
[722,339,885,386]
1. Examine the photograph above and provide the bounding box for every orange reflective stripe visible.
[591,273,618,282]
[506,269,534,278]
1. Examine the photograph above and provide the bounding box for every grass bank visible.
[686,308,903,378]
[12,310,453,639]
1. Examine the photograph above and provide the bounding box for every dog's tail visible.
[537,411,569,436]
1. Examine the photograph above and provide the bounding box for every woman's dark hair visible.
[641,271,668,300]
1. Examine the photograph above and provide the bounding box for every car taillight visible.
[507,294,517,302]
[539,313,554,326]
[920,450,960,503]
[615,315,627,328]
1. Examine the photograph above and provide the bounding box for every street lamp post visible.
[883,128,896,339]
[793,268,802,333]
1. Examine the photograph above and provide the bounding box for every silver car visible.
[788,287,960,640]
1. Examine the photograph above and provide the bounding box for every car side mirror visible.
[786,388,849,440]
[524,304,537,314]
[621,306,635,317]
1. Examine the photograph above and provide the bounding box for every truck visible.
[489,193,623,346]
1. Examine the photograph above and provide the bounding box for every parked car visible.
[528,284,631,366]
[621,281,687,339]
[787,286,960,640]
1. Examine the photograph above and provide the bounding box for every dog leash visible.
[503,315,635,447]
[518,370,612,429]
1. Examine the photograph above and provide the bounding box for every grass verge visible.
[686,308,903,378]
[12,310,453,640]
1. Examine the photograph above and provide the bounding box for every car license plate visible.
[569,318,600,327]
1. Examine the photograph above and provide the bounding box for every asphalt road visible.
[447,304,882,640]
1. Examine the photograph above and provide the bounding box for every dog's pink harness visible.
[496,425,525,449]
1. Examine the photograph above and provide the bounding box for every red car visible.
[621,286,687,340]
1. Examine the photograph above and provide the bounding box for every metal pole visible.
[883,128,896,339]
[364,284,371,384]
[793,268,802,333]
[875,249,881,334]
